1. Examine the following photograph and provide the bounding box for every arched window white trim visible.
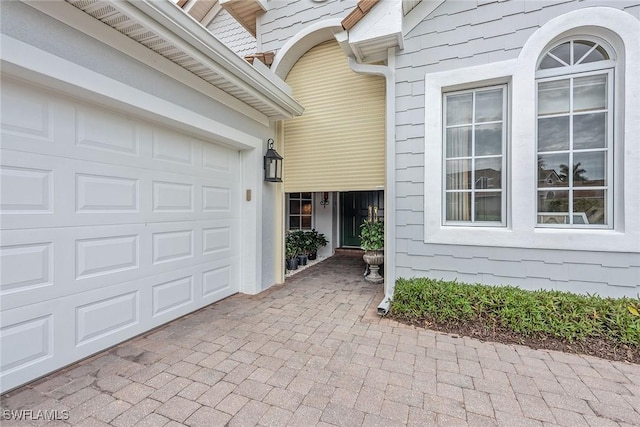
[535,37,615,229]
[423,7,639,253]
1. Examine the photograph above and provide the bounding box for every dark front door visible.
[341,191,384,247]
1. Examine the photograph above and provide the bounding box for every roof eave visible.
[130,0,301,119]
[344,0,404,63]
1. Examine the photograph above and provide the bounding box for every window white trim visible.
[442,85,508,227]
[535,67,614,229]
[424,7,639,253]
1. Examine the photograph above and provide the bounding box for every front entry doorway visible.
[341,191,384,247]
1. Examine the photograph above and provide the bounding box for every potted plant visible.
[289,230,309,266]
[285,232,299,270]
[306,229,328,260]
[359,219,384,283]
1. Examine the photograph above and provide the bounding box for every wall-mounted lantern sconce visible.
[264,138,283,182]
[320,192,330,208]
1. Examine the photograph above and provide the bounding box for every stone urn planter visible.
[363,249,384,284]
[359,216,384,284]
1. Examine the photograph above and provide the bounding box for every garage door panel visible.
[0,301,68,391]
[151,275,193,318]
[202,264,234,301]
[202,142,234,171]
[1,150,238,230]
[0,164,53,214]
[76,173,140,213]
[0,241,54,296]
[0,79,242,392]
[1,222,240,310]
[152,229,194,265]
[0,78,56,144]
[151,128,196,166]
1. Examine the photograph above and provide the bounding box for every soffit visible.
[64,0,300,120]
[342,0,403,63]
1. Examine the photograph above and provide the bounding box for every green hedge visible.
[390,278,640,345]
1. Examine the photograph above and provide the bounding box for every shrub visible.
[391,278,640,345]
[359,220,384,251]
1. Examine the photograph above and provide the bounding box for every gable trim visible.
[403,0,445,36]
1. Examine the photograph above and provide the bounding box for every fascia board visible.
[126,0,303,118]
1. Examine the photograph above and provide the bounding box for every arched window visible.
[535,38,615,228]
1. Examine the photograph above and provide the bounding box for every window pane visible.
[574,190,606,225]
[301,216,312,229]
[290,192,300,198]
[573,152,606,186]
[475,123,502,156]
[538,80,570,115]
[301,192,312,199]
[475,89,503,122]
[446,160,471,190]
[446,93,472,125]
[475,158,502,189]
[475,192,501,222]
[290,200,301,214]
[574,113,606,149]
[289,216,300,229]
[446,192,471,221]
[538,116,570,152]
[539,55,564,70]
[538,190,569,224]
[573,40,595,64]
[446,127,471,158]
[301,201,312,214]
[582,45,608,64]
[538,153,569,187]
[574,75,607,112]
[550,42,571,65]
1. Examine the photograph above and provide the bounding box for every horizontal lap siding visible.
[284,40,385,193]
[395,0,640,296]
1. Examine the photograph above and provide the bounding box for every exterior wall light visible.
[264,138,283,182]
[320,192,330,207]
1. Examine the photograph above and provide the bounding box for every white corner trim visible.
[271,19,344,79]
[21,0,270,127]
[1,35,261,151]
[423,6,640,253]
[240,147,262,295]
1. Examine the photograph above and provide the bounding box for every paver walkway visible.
[2,254,639,426]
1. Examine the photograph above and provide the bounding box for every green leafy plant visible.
[285,231,300,260]
[305,229,328,254]
[390,277,640,346]
[359,220,384,251]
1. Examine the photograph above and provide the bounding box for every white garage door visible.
[0,78,242,392]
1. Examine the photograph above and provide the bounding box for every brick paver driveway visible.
[2,253,639,426]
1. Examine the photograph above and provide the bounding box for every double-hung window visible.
[536,39,614,228]
[443,86,507,226]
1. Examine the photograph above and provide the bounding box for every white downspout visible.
[347,49,396,315]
